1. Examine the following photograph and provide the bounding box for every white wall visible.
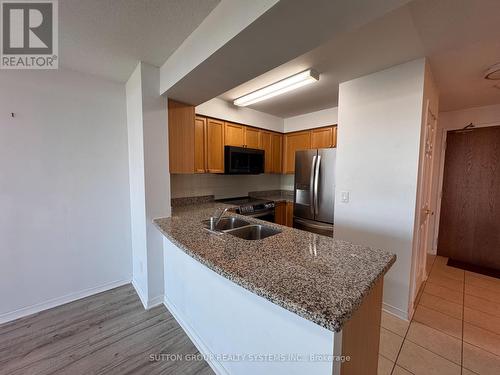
[171,174,282,199]
[439,103,500,129]
[163,237,337,375]
[335,59,426,319]
[430,103,500,253]
[126,65,149,303]
[196,97,284,132]
[284,107,338,133]
[126,63,170,308]
[0,69,132,323]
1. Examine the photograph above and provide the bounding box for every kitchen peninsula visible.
[154,202,395,375]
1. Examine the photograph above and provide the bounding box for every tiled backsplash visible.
[170,174,283,199]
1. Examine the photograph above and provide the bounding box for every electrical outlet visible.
[139,261,143,273]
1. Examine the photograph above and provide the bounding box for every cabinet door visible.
[168,99,195,173]
[332,125,337,148]
[311,127,335,148]
[260,131,272,173]
[274,201,287,225]
[194,116,206,173]
[207,119,225,173]
[271,133,282,173]
[224,122,245,147]
[284,131,311,174]
[245,127,261,149]
[286,202,294,227]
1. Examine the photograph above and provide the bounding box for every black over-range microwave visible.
[224,146,264,174]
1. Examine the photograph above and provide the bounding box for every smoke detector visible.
[484,63,500,80]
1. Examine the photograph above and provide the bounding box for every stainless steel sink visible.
[202,217,250,231]
[225,225,281,240]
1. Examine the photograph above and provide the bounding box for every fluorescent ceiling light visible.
[234,69,319,106]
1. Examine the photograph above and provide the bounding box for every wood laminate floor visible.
[0,285,214,375]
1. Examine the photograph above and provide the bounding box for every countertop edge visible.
[153,217,396,332]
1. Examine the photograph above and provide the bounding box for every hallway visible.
[378,256,500,374]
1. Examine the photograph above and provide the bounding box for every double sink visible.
[202,216,281,240]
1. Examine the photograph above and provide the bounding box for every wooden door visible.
[260,131,272,173]
[438,126,500,269]
[311,126,335,148]
[245,127,261,148]
[271,133,283,173]
[284,131,311,174]
[332,125,337,148]
[194,116,206,173]
[286,202,294,227]
[168,100,195,173]
[206,119,225,173]
[224,122,245,147]
[274,201,287,225]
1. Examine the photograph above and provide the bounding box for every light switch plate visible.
[340,191,350,203]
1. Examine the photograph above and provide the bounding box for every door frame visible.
[408,101,437,316]
[432,121,500,256]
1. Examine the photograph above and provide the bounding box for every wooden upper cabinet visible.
[169,102,337,176]
[271,133,283,173]
[284,131,311,174]
[245,127,261,149]
[332,125,337,148]
[168,99,195,174]
[260,131,272,173]
[206,119,225,173]
[311,126,337,148]
[194,116,206,173]
[224,122,245,147]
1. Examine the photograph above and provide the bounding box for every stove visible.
[217,196,275,221]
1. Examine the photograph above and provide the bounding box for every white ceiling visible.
[219,0,500,117]
[59,0,220,82]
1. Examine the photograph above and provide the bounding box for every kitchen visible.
[168,96,338,236]
[156,59,403,373]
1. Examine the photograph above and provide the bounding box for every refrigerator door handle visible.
[309,155,316,215]
[294,217,332,230]
[314,155,321,215]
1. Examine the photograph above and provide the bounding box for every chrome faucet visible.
[212,207,230,229]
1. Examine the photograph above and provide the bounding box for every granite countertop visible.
[153,204,396,332]
[248,190,294,203]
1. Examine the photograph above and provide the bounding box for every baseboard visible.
[0,278,131,325]
[131,280,164,310]
[382,302,409,321]
[147,295,164,309]
[132,279,148,309]
[163,296,229,375]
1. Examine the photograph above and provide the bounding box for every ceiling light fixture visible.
[234,69,320,106]
[484,63,500,80]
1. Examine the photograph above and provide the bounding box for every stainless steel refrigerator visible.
[293,148,336,237]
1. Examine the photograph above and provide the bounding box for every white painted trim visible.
[382,303,409,321]
[0,279,131,325]
[131,280,164,310]
[147,295,164,309]
[163,296,229,375]
[132,278,148,309]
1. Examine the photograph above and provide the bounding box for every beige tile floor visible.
[378,255,500,375]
